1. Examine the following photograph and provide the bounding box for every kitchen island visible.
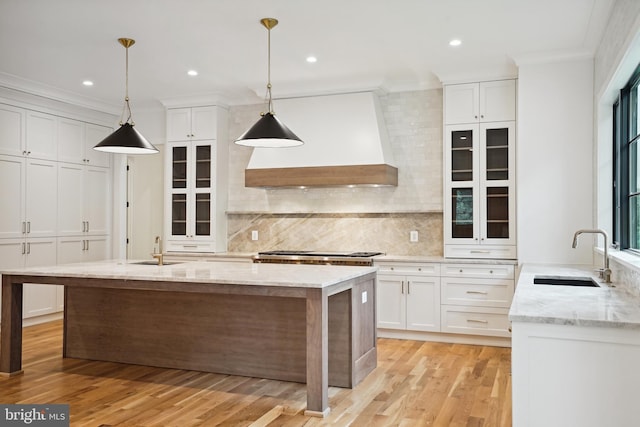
[0,260,378,417]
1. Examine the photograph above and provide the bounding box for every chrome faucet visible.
[152,235,164,266]
[572,229,611,283]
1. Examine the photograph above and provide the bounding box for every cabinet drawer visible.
[375,262,440,276]
[441,305,510,337]
[445,244,516,259]
[442,263,514,279]
[165,240,214,253]
[441,277,514,308]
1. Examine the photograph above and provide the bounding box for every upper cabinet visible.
[444,80,516,125]
[58,119,112,167]
[167,106,219,142]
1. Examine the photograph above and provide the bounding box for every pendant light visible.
[235,18,303,148]
[94,38,158,154]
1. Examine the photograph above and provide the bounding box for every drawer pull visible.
[470,250,490,254]
[183,245,198,248]
[466,290,488,295]
[467,318,489,324]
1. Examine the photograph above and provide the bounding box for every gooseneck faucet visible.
[152,235,164,266]
[572,229,611,283]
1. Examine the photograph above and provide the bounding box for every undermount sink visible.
[131,261,182,266]
[533,275,600,287]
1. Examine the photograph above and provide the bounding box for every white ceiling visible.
[0,0,614,112]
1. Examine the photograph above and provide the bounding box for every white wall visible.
[517,58,595,264]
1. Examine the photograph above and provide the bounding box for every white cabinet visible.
[512,322,640,427]
[440,263,513,337]
[0,237,59,319]
[376,262,440,332]
[25,111,58,160]
[164,105,228,253]
[167,106,218,142]
[57,163,110,236]
[444,80,516,125]
[0,104,25,157]
[58,118,111,167]
[58,236,110,264]
[444,81,516,259]
[0,155,57,239]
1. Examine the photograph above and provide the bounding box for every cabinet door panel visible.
[85,236,109,262]
[166,109,192,141]
[23,238,58,318]
[191,107,217,140]
[445,83,479,125]
[26,159,57,237]
[84,124,112,167]
[57,237,84,264]
[84,167,110,235]
[57,163,84,235]
[406,276,440,332]
[26,111,57,160]
[57,118,84,164]
[479,80,516,122]
[0,155,25,238]
[0,104,25,156]
[376,275,405,329]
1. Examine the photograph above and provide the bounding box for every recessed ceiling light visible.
[306,56,317,63]
[449,39,462,47]
[82,80,94,86]
[187,70,198,76]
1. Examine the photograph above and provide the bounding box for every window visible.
[613,64,640,250]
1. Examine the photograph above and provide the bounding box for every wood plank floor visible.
[0,321,511,426]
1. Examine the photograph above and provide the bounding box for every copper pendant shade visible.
[94,38,158,154]
[235,18,303,148]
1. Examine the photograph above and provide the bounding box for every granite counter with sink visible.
[510,263,640,329]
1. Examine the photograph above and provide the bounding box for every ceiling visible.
[0,0,614,112]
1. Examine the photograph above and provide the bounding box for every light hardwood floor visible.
[0,321,512,426]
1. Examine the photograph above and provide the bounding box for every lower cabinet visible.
[512,322,640,427]
[376,263,440,332]
[376,260,515,342]
[440,263,514,338]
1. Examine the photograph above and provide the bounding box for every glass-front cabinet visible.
[166,141,216,251]
[444,122,516,259]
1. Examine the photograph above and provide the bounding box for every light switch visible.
[251,230,259,241]
[410,230,419,242]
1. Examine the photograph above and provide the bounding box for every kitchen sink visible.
[533,275,600,287]
[131,261,182,266]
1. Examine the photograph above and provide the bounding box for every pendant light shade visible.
[94,38,159,154]
[235,18,303,148]
[235,112,302,147]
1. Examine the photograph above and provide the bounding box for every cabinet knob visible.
[390,267,394,271]
[418,268,422,271]
[490,270,494,274]
[474,115,478,119]
[459,269,463,273]
[481,115,484,119]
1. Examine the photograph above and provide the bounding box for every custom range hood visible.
[244,91,398,188]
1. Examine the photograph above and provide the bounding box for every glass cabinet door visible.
[451,188,474,239]
[485,127,509,181]
[451,129,474,181]
[485,187,509,239]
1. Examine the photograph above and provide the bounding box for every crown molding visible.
[512,48,594,66]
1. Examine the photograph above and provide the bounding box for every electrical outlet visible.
[362,291,368,304]
[251,230,259,241]
[410,230,419,242]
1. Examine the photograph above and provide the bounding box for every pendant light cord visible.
[265,25,273,114]
[120,44,134,126]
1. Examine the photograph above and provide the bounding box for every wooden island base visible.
[64,285,377,389]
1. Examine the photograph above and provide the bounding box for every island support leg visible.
[1,276,23,376]
[304,288,330,417]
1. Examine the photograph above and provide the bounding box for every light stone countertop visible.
[0,259,377,289]
[374,254,518,265]
[509,263,640,329]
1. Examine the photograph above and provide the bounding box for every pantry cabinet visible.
[376,262,441,332]
[444,79,517,259]
[57,118,112,167]
[164,105,228,253]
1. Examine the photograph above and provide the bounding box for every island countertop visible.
[0,259,378,289]
[509,263,640,329]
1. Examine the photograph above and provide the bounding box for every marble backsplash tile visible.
[610,257,640,297]
[228,212,443,256]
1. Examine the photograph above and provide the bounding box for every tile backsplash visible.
[227,212,443,256]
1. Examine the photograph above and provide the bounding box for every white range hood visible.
[244,91,398,187]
